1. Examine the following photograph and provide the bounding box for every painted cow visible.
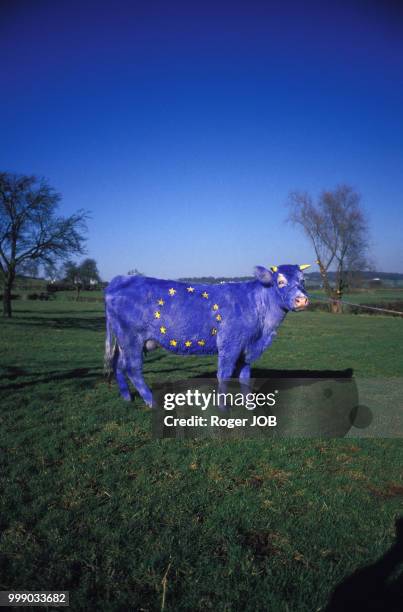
[104,264,310,406]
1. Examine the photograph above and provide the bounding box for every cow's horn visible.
[270,266,278,272]
[299,264,311,271]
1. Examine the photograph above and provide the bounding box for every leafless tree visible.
[0,172,88,317]
[287,184,370,312]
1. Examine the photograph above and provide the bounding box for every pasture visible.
[309,288,403,304]
[1,298,402,611]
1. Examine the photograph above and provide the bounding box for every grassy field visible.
[1,300,402,611]
[309,288,403,304]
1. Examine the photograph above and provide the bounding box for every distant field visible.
[309,288,403,303]
[1,300,402,610]
[53,289,104,301]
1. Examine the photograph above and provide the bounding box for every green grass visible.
[309,288,403,303]
[53,290,104,300]
[1,301,402,611]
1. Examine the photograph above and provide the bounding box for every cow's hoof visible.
[120,391,132,401]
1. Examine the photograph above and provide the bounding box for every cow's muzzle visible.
[294,296,309,310]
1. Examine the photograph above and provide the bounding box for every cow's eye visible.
[277,275,288,288]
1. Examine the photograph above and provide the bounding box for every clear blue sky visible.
[1,0,402,280]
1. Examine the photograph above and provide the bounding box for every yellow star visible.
[197,339,205,346]
[154,311,161,319]
[168,288,176,296]
[211,328,217,335]
[187,286,195,293]
[202,291,209,299]
[157,298,164,306]
[170,339,177,347]
[216,314,222,321]
[184,340,192,347]
[160,326,167,334]
[213,304,219,310]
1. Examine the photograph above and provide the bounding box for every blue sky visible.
[1,0,403,279]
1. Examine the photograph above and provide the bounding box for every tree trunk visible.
[330,298,342,314]
[317,259,343,313]
[329,289,343,314]
[2,277,14,317]
[317,259,332,296]
[333,271,344,314]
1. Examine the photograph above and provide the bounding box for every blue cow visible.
[104,264,310,406]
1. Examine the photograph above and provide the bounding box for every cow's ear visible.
[254,266,273,286]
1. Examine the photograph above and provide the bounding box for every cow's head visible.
[254,264,310,311]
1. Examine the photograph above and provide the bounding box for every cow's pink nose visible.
[295,296,309,309]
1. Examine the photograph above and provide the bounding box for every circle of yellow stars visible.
[151,286,222,349]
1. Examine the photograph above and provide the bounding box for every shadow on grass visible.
[8,316,105,332]
[0,366,31,379]
[0,367,103,391]
[144,352,167,365]
[326,517,403,611]
[145,365,216,376]
[13,309,103,315]
[190,367,354,380]
[252,367,354,378]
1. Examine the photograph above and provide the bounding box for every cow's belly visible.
[160,341,219,356]
[148,317,220,355]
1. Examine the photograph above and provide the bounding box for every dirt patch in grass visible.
[368,482,403,499]
[241,530,288,558]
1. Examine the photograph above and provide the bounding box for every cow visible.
[104,264,310,406]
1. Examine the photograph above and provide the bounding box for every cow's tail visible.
[104,308,117,381]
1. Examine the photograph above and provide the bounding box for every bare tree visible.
[287,185,370,312]
[0,172,88,317]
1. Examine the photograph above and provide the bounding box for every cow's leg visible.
[238,362,252,396]
[216,349,241,410]
[217,351,239,381]
[233,355,251,382]
[238,342,267,394]
[124,346,153,408]
[113,346,131,401]
[232,355,252,398]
